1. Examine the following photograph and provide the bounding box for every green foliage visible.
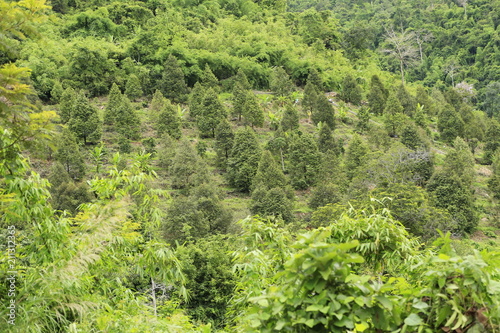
[396,83,416,116]
[175,237,235,328]
[311,93,335,128]
[438,106,465,144]
[197,88,227,138]
[280,102,299,132]
[344,134,369,181]
[339,74,362,105]
[159,55,189,103]
[250,186,294,223]
[269,67,294,97]
[400,122,424,150]
[157,99,182,140]
[288,132,321,189]
[227,128,261,192]
[317,123,336,154]
[163,184,232,243]
[68,92,102,144]
[427,171,478,234]
[443,137,476,188]
[104,83,122,125]
[124,74,143,101]
[188,82,205,120]
[54,129,86,180]
[50,80,64,104]
[58,87,77,124]
[483,119,500,164]
[383,91,405,137]
[243,91,264,128]
[170,140,209,191]
[200,64,219,91]
[489,151,500,200]
[481,81,500,118]
[367,75,387,115]
[214,118,234,170]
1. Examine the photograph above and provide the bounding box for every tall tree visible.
[280,102,300,132]
[443,137,475,188]
[318,123,336,153]
[197,88,227,138]
[344,134,369,181]
[214,119,234,170]
[340,74,362,105]
[311,93,335,128]
[200,64,219,90]
[367,75,388,115]
[227,128,262,192]
[157,99,182,139]
[68,92,102,144]
[58,87,77,124]
[437,106,465,144]
[189,82,205,120]
[170,140,209,191]
[288,132,321,189]
[104,83,122,125]
[270,67,294,97]
[383,91,405,137]
[54,129,86,180]
[243,91,264,128]
[483,119,500,164]
[382,28,419,85]
[124,74,143,101]
[159,54,189,103]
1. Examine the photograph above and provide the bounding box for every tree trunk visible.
[400,60,405,85]
[151,278,157,316]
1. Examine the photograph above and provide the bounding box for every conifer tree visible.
[356,106,370,133]
[311,93,335,128]
[488,150,500,199]
[318,123,336,153]
[149,89,166,123]
[170,140,209,191]
[201,64,219,90]
[54,128,86,180]
[396,83,416,116]
[270,67,294,97]
[427,171,478,233]
[367,75,388,115]
[438,106,465,144]
[227,128,262,192]
[234,68,251,90]
[280,102,300,132]
[157,99,182,139]
[68,92,102,144]
[214,119,234,169]
[250,186,294,222]
[48,162,91,215]
[307,68,324,91]
[401,123,422,150]
[340,74,362,105]
[115,96,141,140]
[443,137,475,188]
[252,150,288,191]
[250,150,294,221]
[243,91,264,128]
[159,54,189,103]
[383,91,405,137]
[124,74,143,101]
[189,82,205,119]
[232,81,247,121]
[288,133,321,189]
[344,134,369,180]
[302,80,320,113]
[416,86,432,113]
[58,87,77,124]
[104,83,122,125]
[197,88,227,138]
[51,80,64,104]
[483,119,500,164]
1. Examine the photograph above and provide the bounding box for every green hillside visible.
[1,0,500,332]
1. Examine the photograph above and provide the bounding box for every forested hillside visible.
[2,0,500,332]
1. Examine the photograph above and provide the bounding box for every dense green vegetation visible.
[2,0,500,332]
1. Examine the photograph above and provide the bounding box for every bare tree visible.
[382,27,419,85]
[415,29,434,62]
[456,0,468,19]
[444,58,461,87]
